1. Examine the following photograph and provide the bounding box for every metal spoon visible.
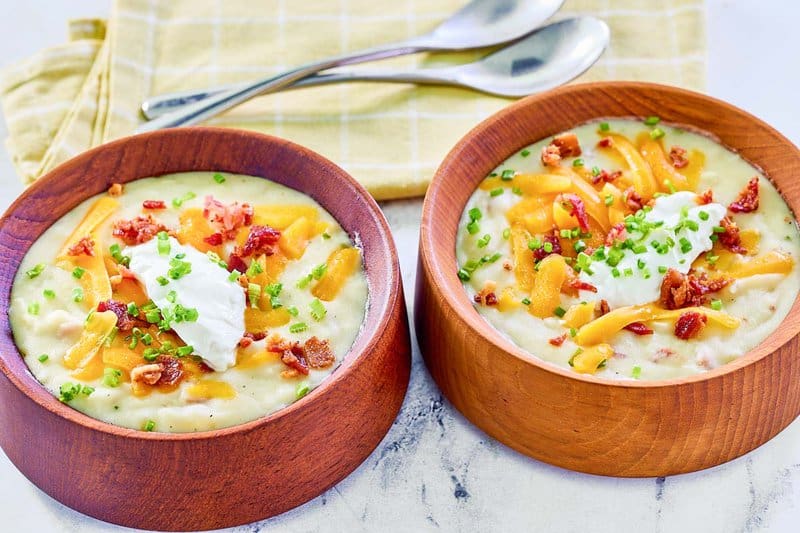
[141,17,609,119]
[135,0,564,132]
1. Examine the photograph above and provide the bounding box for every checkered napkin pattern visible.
[0,0,705,200]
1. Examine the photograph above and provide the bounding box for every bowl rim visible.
[0,126,402,440]
[420,80,800,390]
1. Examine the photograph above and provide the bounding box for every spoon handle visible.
[135,40,431,132]
[141,69,460,120]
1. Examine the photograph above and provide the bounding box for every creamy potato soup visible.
[457,119,800,380]
[10,172,368,431]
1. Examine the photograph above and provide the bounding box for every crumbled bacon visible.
[624,322,653,335]
[697,189,714,205]
[674,311,707,340]
[728,177,759,213]
[605,223,627,246]
[718,216,747,254]
[155,355,183,386]
[597,137,613,148]
[541,132,581,166]
[203,196,253,239]
[130,364,162,386]
[280,347,309,376]
[67,236,94,257]
[245,331,267,342]
[532,233,562,261]
[598,300,610,316]
[97,299,138,331]
[142,200,166,210]
[474,281,498,306]
[669,146,689,169]
[226,253,248,274]
[203,232,224,246]
[659,269,729,310]
[624,187,644,211]
[112,215,168,245]
[560,193,590,232]
[548,333,567,347]
[591,169,622,185]
[567,278,597,294]
[304,337,336,369]
[238,336,253,348]
[240,225,281,257]
[107,183,124,197]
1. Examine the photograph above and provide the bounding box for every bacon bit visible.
[112,215,168,245]
[117,264,137,279]
[669,146,689,169]
[107,183,124,197]
[591,169,622,185]
[97,299,138,331]
[198,361,215,373]
[304,337,336,369]
[227,253,248,274]
[240,225,281,257]
[67,236,94,257]
[653,347,676,362]
[697,189,714,205]
[238,337,253,348]
[245,331,267,342]
[203,196,253,239]
[659,269,729,310]
[474,281,498,306]
[597,137,613,148]
[624,322,654,335]
[203,232,224,246]
[548,333,567,347]
[130,364,163,386]
[541,133,582,167]
[280,347,309,376]
[605,223,627,247]
[532,233,562,261]
[718,216,747,254]
[598,299,610,316]
[502,261,513,271]
[728,177,760,213]
[674,311,707,340]
[155,355,183,386]
[561,193,590,232]
[142,200,167,210]
[624,187,644,211]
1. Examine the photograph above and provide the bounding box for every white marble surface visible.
[1,1,799,532]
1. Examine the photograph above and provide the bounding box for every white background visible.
[0,1,799,532]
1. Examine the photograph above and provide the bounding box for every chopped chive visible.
[632,243,647,254]
[658,265,668,274]
[145,309,160,323]
[554,306,566,318]
[37,354,49,363]
[604,194,614,206]
[103,368,122,387]
[500,169,515,181]
[466,221,480,235]
[26,263,46,279]
[311,263,328,280]
[502,228,511,240]
[543,242,553,253]
[166,290,177,303]
[171,191,196,208]
[599,122,610,132]
[156,231,170,256]
[644,116,661,126]
[592,166,601,177]
[706,254,719,265]
[511,187,523,196]
[296,382,311,399]
[289,322,308,334]
[228,270,242,282]
[623,268,633,277]
[142,348,159,361]
[287,306,299,317]
[175,345,194,357]
[156,276,169,286]
[698,210,709,221]
[213,173,226,184]
[712,225,725,233]
[637,258,646,270]
[520,149,531,157]
[457,268,470,281]
[572,158,584,167]
[309,298,327,321]
[127,302,139,316]
[569,328,577,337]
[143,420,156,432]
[521,297,531,305]
[477,234,491,248]
[72,287,84,303]
[711,299,723,311]
[573,240,587,254]
[631,365,642,379]
[468,207,482,221]
[489,187,504,197]
[568,348,583,367]
[679,237,692,253]
[611,267,621,278]
[72,267,86,279]
[246,260,263,278]
[528,238,542,250]
[141,333,153,346]
[663,179,677,194]
[560,229,571,239]
[248,283,262,309]
[650,127,666,140]
[43,289,55,300]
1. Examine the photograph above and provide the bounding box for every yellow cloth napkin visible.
[0,0,705,200]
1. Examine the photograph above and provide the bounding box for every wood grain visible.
[416,82,800,477]
[0,127,411,530]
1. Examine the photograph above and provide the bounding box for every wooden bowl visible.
[0,127,411,530]
[415,81,800,477]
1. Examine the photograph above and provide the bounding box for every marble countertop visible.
[1,1,799,531]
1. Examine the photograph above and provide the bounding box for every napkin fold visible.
[0,0,705,200]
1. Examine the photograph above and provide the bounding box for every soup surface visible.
[457,119,800,379]
[10,172,368,431]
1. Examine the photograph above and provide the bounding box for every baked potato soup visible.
[457,119,800,379]
[9,172,368,431]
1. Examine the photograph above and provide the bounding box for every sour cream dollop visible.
[127,237,245,370]
[578,191,726,309]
